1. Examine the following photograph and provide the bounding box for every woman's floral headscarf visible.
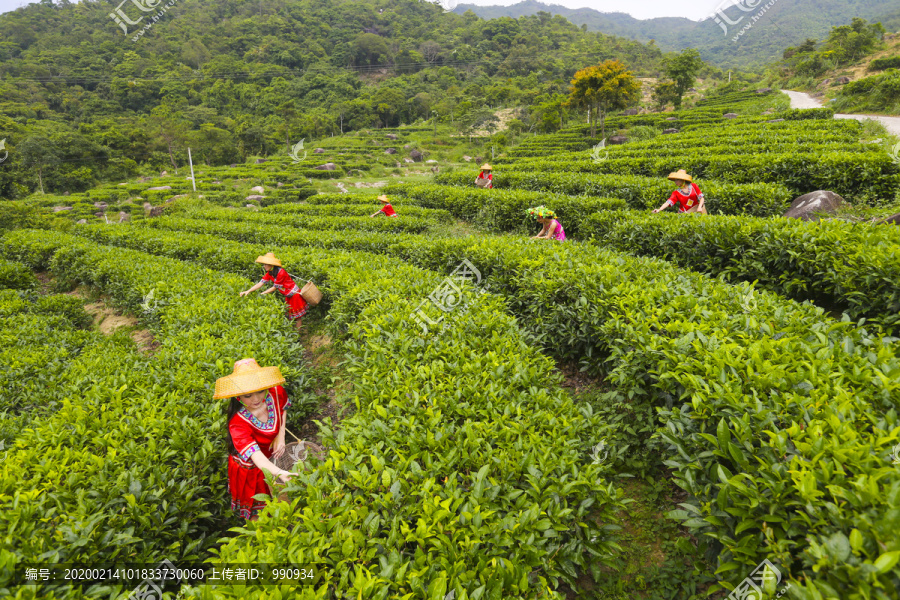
[526,206,556,220]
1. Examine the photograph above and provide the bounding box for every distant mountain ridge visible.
[454,0,900,69]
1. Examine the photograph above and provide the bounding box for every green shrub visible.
[0,258,38,290]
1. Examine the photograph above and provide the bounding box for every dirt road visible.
[782,90,900,136]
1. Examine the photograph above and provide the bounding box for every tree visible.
[651,80,679,111]
[17,136,58,194]
[567,60,640,139]
[664,49,704,109]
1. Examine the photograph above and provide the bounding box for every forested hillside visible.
[456,0,900,69]
[0,0,673,199]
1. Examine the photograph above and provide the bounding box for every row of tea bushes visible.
[172,204,439,234]
[71,223,627,599]
[116,219,900,598]
[382,184,627,237]
[434,171,792,217]
[582,211,900,334]
[487,151,900,200]
[0,230,314,599]
[365,237,900,600]
[262,202,453,222]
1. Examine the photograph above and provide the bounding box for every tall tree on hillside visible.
[664,49,704,109]
[17,135,58,195]
[567,60,640,139]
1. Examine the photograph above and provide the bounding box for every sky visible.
[0,0,724,20]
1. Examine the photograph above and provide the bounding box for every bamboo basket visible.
[274,441,325,472]
[300,281,322,306]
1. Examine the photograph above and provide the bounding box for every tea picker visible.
[215,358,295,521]
[475,163,493,189]
[370,194,399,218]
[652,170,708,214]
[239,252,322,331]
[527,206,566,241]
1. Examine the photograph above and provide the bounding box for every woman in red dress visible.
[214,358,295,520]
[652,169,708,214]
[370,194,399,218]
[475,163,493,189]
[240,252,308,330]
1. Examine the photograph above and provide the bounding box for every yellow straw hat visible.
[667,169,692,183]
[255,252,282,267]
[213,358,285,399]
[481,163,492,170]
[377,194,389,202]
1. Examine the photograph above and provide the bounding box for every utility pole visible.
[188,147,196,192]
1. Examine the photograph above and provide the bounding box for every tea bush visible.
[435,170,792,217]
[582,210,900,334]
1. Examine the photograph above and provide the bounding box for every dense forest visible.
[0,0,699,198]
[456,0,900,69]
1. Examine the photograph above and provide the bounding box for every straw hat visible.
[255,252,282,267]
[213,358,285,399]
[377,194,389,202]
[481,163,492,170]
[667,170,692,183]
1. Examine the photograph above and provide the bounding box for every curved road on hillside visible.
[782,90,900,136]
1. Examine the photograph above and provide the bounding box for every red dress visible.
[262,267,308,321]
[380,203,398,217]
[668,183,703,212]
[228,385,291,519]
[478,172,493,189]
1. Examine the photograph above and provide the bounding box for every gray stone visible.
[146,186,172,191]
[118,212,130,223]
[385,148,397,154]
[386,133,398,140]
[76,219,88,225]
[756,87,772,94]
[142,202,152,211]
[666,117,679,121]
[166,194,188,203]
[160,171,168,176]
[51,206,73,212]
[403,158,414,164]
[245,195,265,202]
[94,212,105,218]
[403,144,412,150]
[766,119,786,123]
[608,135,628,145]
[783,191,846,221]
[313,163,337,171]
[835,76,851,84]
[662,128,680,134]
[251,185,265,194]
[245,204,259,211]
[877,213,900,225]
[621,108,639,116]
[149,206,165,218]
[462,155,472,161]
[255,158,267,164]
[723,113,739,119]
[426,159,438,163]
[230,164,237,168]
[277,182,284,188]
[410,150,424,162]
[822,79,830,85]
[93,202,108,209]
[313,148,325,154]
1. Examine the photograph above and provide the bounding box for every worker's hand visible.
[239,290,249,297]
[277,470,295,484]
[271,437,286,458]
[652,208,659,213]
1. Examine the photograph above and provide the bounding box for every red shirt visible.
[380,203,397,217]
[668,183,703,212]
[229,385,291,465]
[478,172,493,189]
[262,267,300,297]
